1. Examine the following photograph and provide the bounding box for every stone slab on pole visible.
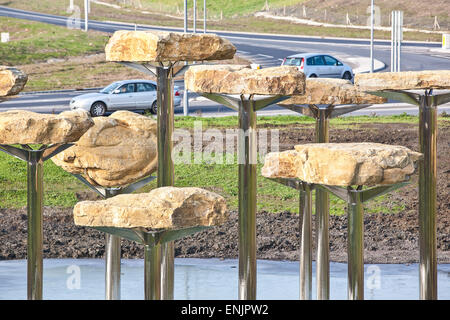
[105,30,236,299]
[277,78,386,300]
[0,66,28,97]
[0,110,94,299]
[185,64,306,300]
[262,143,422,300]
[356,70,450,299]
[73,186,229,300]
[51,111,158,300]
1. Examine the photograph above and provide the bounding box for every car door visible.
[309,55,328,77]
[109,83,136,110]
[135,82,157,109]
[323,55,344,78]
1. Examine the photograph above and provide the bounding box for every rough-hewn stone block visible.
[74,187,228,229]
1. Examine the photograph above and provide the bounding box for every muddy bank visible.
[0,206,449,264]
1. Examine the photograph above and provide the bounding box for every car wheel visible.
[150,101,157,114]
[342,71,352,80]
[90,101,106,117]
[309,74,318,78]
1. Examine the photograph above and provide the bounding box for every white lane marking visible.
[1,98,71,105]
[257,53,274,58]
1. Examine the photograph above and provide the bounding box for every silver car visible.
[282,53,353,80]
[70,79,182,116]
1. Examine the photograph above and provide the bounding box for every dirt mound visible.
[0,206,449,264]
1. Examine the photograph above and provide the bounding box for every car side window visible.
[136,83,148,92]
[312,55,325,66]
[145,83,156,91]
[306,57,314,65]
[324,55,338,66]
[118,83,135,94]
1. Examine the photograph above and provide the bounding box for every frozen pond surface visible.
[0,258,449,300]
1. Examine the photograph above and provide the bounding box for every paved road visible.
[1,5,449,71]
[2,88,449,117]
[0,6,449,116]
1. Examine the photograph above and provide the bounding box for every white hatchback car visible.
[282,53,354,80]
[70,79,182,116]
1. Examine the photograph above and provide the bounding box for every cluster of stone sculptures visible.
[0,29,448,301]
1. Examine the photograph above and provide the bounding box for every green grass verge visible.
[0,114,438,213]
[171,113,449,129]
[0,151,405,216]
[0,17,109,65]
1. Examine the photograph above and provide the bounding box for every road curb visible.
[21,88,103,95]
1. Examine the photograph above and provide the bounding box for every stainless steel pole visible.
[193,0,197,33]
[27,154,44,300]
[315,110,329,300]
[203,0,206,33]
[144,244,162,300]
[105,234,121,300]
[391,11,394,72]
[157,67,175,300]
[238,98,257,300]
[104,188,122,300]
[183,0,189,116]
[393,12,397,72]
[299,184,313,300]
[398,11,402,72]
[370,0,374,73]
[347,191,364,300]
[84,0,88,32]
[418,93,438,300]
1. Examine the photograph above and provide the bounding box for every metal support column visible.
[314,109,330,300]
[238,97,257,300]
[0,143,73,300]
[27,154,44,300]
[365,89,450,300]
[347,189,364,300]
[105,234,121,300]
[418,93,438,300]
[277,103,372,300]
[299,183,313,300]
[157,66,175,300]
[72,173,156,300]
[144,244,162,300]
[198,93,288,300]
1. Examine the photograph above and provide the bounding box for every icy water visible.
[0,258,449,300]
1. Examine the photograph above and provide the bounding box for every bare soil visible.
[0,122,448,264]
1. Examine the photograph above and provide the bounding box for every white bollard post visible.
[1,32,9,43]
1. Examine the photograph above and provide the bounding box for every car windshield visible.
[100,83,121,94]
[283,57,302,66]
